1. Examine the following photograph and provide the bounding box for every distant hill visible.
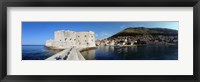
[111,27,178,38]
[107,27,178,45]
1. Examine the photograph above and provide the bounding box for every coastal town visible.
[95,27,178,47]
[95,35,178,47]
[22,21,179,60]
[44,27,178,60]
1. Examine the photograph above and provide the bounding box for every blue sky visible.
[22,22,178,45]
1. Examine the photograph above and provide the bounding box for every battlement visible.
[46,30,96,49]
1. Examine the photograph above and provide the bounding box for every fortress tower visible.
[45,30,96,49]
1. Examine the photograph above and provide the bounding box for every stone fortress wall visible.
[45,30,96,49]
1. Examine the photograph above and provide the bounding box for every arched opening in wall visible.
[85,35,87,37]
[65,38,67,41]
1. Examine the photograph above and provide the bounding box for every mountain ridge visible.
[110,27,178,38]
[106,27,178,45]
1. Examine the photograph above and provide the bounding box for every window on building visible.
[65,38,67,41]
[85,35,87,37]
[78,36,80,37]
[91,39,93,41]
[70,38,72,40]
[85,40,87,42]
[74,39,76,41]
[60,40,61,41]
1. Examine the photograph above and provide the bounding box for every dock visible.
[45,47,85,60]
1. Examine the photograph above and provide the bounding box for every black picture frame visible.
[0,0,199,82]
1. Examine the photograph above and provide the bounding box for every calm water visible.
[22,45,58,60]
[23,45,178,60]
[81,45,178,60]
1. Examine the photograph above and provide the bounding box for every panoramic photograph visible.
[22,22,178,60]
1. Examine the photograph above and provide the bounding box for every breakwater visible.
[45,47,85,60]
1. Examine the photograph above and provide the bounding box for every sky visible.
[22,22,178,45]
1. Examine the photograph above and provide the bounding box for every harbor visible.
[22,44,178,60]
[81,45,178,60]
[22,22,178,60]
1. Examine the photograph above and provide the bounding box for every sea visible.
[81,45,178,60]
[22,45,58,60]
[22,45,178,60]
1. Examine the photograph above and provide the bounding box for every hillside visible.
[111,27,178,37]
[107,27,178,45]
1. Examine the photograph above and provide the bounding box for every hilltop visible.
[111,27,178,37]
[106,27,178,45]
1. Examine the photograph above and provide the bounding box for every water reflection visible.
[81,49,96,60]
[81,45,178,60]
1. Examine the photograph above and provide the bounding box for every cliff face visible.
[108,27,178,45]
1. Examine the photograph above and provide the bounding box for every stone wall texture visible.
[45,30,96,49]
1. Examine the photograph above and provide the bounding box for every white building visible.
[45,30,96,49]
